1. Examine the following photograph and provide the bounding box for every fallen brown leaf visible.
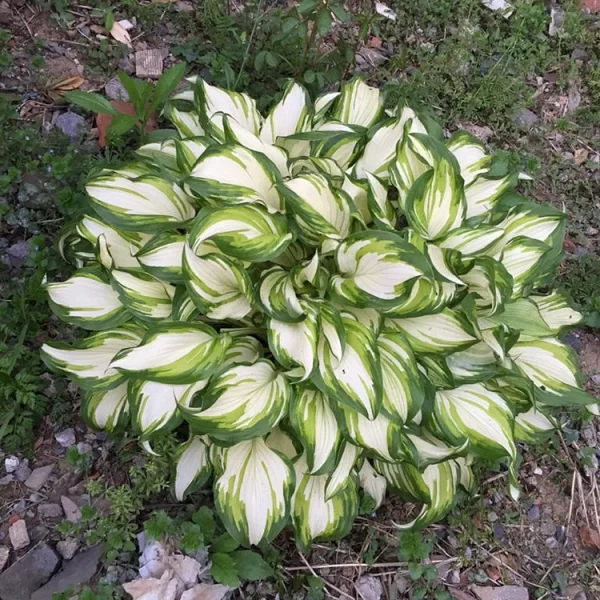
[110,21,132,47]
[96,100,157,148]
[49,76,86,92]
[369,36,382,48]
[180,584,230,600]
[563,237,576,254]
[580,525,600,551]
[574,148,589,165]
[122,570,178,600]
[485,564,501,582]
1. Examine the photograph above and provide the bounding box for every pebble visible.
[472,585,529,600]
[15,460,32,483]
[591,374,600,385]
[56,538,79,560]
[493,523,506,540]
[0,546,9,571]
[487,511,499,522]
[514,108,538,130]
[0,475,14,486]
[555,525,567,542]
[546,536,559,549]
[55,428,76,448]
[533,466,543,476]
[4,456,19,474]
[105,77,129,102]
[54,112,86,143]
[24,466,54,491]
[527,505,540,521]
[77,442,93,455]
[8,520,29,551]
[38,504,63,520]
[60,496,82,523]
[355,575,383,600]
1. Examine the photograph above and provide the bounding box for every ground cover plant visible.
[41,74,596,552]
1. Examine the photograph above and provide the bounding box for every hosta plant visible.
[42,76,594,550]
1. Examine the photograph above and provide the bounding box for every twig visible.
[48,38,97,47]
[285,559,455,572]
[566,469,577,541]
[577,471,591,528]
[297,552,354,600]
[15,7,35,41]
[233,0,265,90]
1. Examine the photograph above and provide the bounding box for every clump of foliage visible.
[42,76,595,551]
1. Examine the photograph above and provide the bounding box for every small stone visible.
[17,173,54,210]
[38,504,63,520]
[0,475,14,486]
[471,585,529,600]
[56,538,79,560]
[29,526,49,543]
[355,575,383,600]
[105,77,130,101]
[527,505,540,521]
[514,108,538,130]
[0,546,9,571]
[29,493,43,503]
[9,520,30,551]
[135,49,166,78]
[591,374,600,385]
[60,497,82,523]
[571,48,590,62]
[533,467,543,476]
[4,456,19,474]
[493,523,505,540]
[15,460,32,483]
[77,442,93,455]
[6,242,30,268]
[55,428,76,448]
[487,511,499,523]
[118,55,135,74]
[0,542,60,600]
[25,466,54,491]
[546,536,558,549]
[12,499,26,517]
[555,525,567,542]
[540,520,556,536]
[55,112,86,142]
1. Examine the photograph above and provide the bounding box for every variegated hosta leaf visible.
[446,130,491,186]
[354,107,421,179]
[77,216,148,269]
[314,311,382,420]
[331,77,382,128]
[195,78,262,135]
[222,335,263,368]
[129,379,207,438]
[41,325,143,390]
[183,360,291,442]
[514,408,557,443]
[365,172,395,229]
[509,338,596,406]
[358,459,387,509]
[110,322,228,383]
[164,102,205,138]
[183,245,254,320]
[484,375,534,413]
[136,139,179,171]
[189,205,292,263]
[81,383,129,432]
[313,91,340,125]
[215,437,294,546]
[438,225,505,256]
[136,232,185,282]
[260,80,310,145]
[318,301,347,365]
[292,454,358,551]
[530,291,583,333]
[407,430,469,468]
[500,237,549,297]
[389,118,429,208]
[111,270,175,322]
[267,302,319,379]
[289,157,344,187]
[311,122,363,170]
[404,134,466,240]
[394,460,459,530]
[187,145,284,214]
[377,332,424,424]
[171,287,199,322]
[173,436,212,501]
[324,443,361,500]
[447,341,501,384]
[488,298,553,337]
[433,383,516,463]
[266,427,300,460]
[47,269,129,330]
[374,460,430,503]
[258,266,303,322]
[385,308,478,354]
[497,201,564,245]
[175,137,211,174]
[86,173,195,232]
[289,387,342,475]
[329,231,432,309]
[464,173,516,219]
[337,407,417,464]
[291,252,320,290]
[381,278,458,319]
[342,175,370,223]
[459,257,513,316]
[281,173,353,246]
[223,115,289,176]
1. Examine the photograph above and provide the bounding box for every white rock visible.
[0,546,9,571]
[55,428,76,448]
[9,520,30,551]
[168,554,201,587]
[60,496,82,523]
[139,541,169,580]
[57,537,80,560]
[355,575,383,600]
[123,570,178,600]
[4,456,19,474]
